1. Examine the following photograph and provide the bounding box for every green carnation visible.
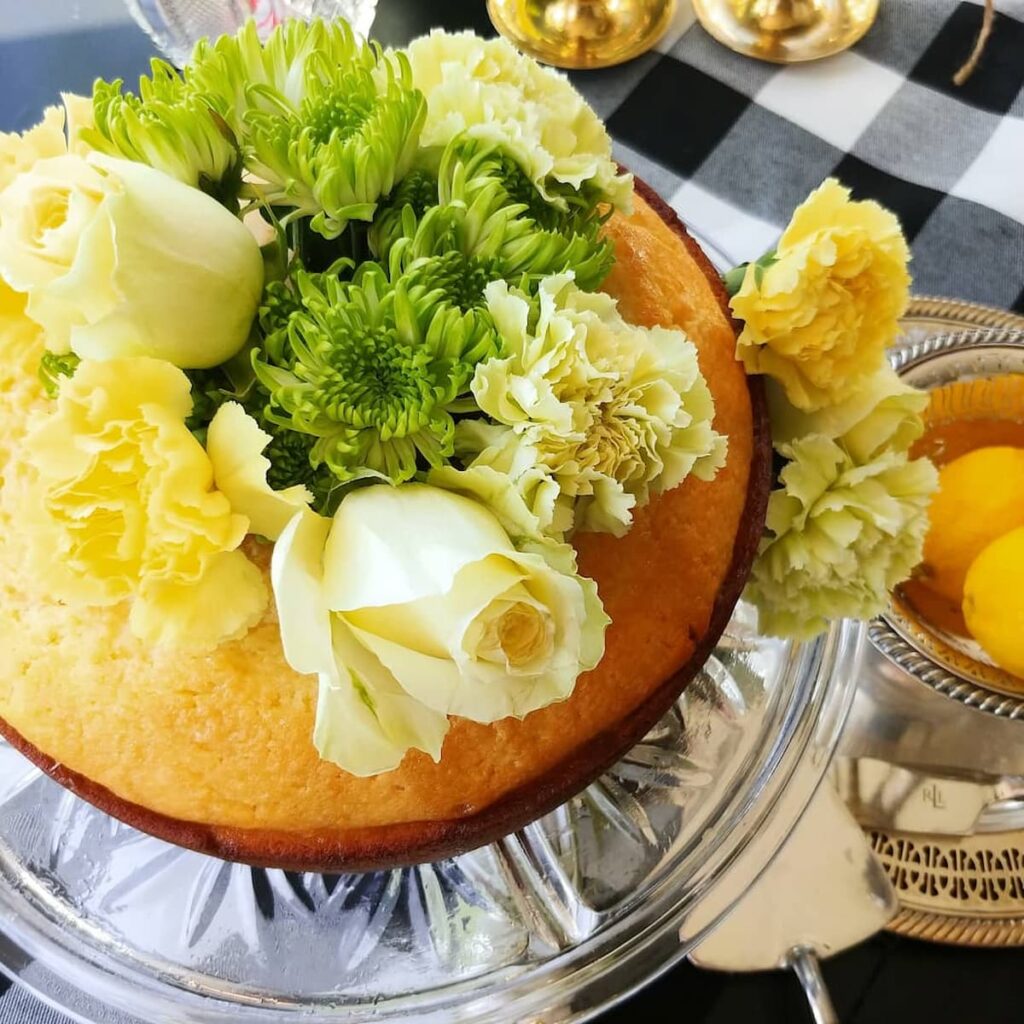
[373,139,614,293]
[84,62,242,206]
[189,19,424,238]
[745,434,938,640]
[252,263,500,485]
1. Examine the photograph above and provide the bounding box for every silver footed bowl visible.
[877,327,1024,720]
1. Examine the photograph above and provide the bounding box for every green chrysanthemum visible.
[84,62,242,206]
[252,264,500,484]
[189,19,362,134]
[261,422,339,510]
[189,19,425,238]
[399,249,502,313]
[366,167,439,261]
[372,138,614,293]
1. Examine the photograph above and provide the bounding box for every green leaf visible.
[38,352,80,398]
[722,263,749,298]
[723,249,779,296]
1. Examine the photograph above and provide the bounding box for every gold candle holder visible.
[692,0,880,63]
[487,0,677,70]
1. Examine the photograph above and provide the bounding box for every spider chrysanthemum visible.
[85,62,242,206]
[189,19,425,238]
[372,138,614,293]
[253,264,500,484]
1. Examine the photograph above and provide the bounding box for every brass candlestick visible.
[487,0,677,70]
[692,0,880,63]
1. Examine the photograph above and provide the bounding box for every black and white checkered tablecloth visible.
[0,1,1022,1022]
[593,0,1024,310]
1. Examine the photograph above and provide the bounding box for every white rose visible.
[272,484,609,777]
[0,152,262,367]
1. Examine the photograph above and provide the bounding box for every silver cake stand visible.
[0,225,870,1024]
[0,611,863,1024]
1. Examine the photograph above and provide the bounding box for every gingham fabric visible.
[590,0,1024,309]
[1,1,1023,1022]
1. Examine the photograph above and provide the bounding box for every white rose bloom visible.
[272,484,609,777]
[0,152,262,367]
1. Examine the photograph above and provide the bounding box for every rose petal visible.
[271,508,335,678]
[322,482,514,611]
[313,621,449,776]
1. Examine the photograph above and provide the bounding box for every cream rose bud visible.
[272,484,609,777]
[0,152,262,367]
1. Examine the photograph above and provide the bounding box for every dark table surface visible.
[0,2,1022,1022]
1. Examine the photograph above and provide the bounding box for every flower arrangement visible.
[0,18,934,778]
[728,180,937,638]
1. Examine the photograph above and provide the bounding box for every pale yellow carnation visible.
[406,30,631,209]
[18,357,266,648]
[746,436,936,639]
[731,178,911,411]
[206,402,311,541]
[461,273,724,539]
[767,363,928,462]
[430,421,567,542]
[0,95,93,195]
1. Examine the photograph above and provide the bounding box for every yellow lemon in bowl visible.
[963,525,1024,678]
[921,446,1024,605]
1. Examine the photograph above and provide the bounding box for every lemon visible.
[963,526,1024,678]
[921,446,1024,605]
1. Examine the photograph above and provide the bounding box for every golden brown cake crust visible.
[0,178,770,870]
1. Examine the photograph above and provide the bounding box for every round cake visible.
[0,180,769,871]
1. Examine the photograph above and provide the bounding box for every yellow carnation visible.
[0,95,93,195]
[206,401,312,541]
[19,357,266,648]
[0,280,47,470]
[730,178,910,411]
